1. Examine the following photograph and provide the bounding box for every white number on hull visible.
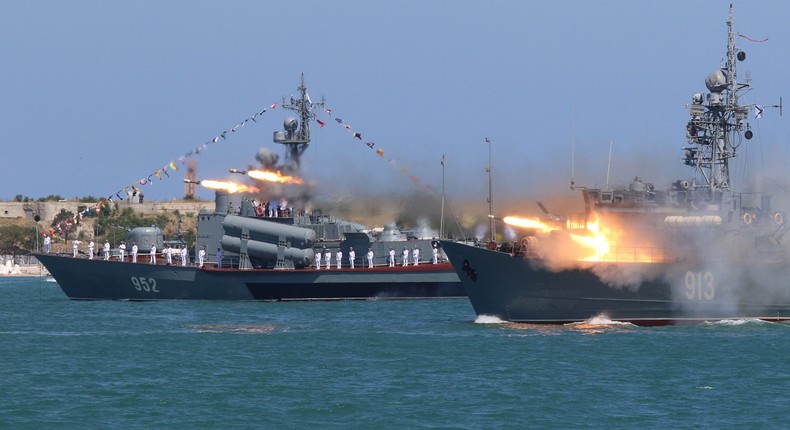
[684,271,714,301]
[130,277,159,293]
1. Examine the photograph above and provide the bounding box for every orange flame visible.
[200,180,260,194]
[503,216,559,233]
[569,214,616,261]
[247,169,304,184]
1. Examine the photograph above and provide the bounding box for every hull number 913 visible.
[684,271,714,301]
[131,277,159,293]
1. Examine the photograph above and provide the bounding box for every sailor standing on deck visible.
[165,244,173,265]
[88,240,95,259]
[72,239,79,258]
[348,247,355,269]
[44,235,51,253]
[315,248,322,269]
[149,244,157,264]
[367,248,374,268]
[388,248,395,267]
[336,249,343,269]
[180,245,188,266]
[118,242,126,261]
[198,246,206,268]
[402,246,409,266]
[324,248,332,269]
[432,244,438,264]
[131,242,138,263]
[104,240,110,261]
[412,246,420,266]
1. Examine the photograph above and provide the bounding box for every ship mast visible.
[683,5,752,203]
[274,74,325,168]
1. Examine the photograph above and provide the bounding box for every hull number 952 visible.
[684,271,714,301]
[131,276,159,293]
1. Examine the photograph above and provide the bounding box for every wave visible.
[474,315,507,324]
[186,323,277,334]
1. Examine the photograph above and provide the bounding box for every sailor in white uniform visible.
[402,246,409,266]
[103,241,110,261]
[72,239,79,258]
[324,249,332,269]
[336,249,343,269]
[88,240,95,259]
[412,246,420,266]
[388,248,395,267]
[367,248,374,268]
[118,242,126,261]
[315,249,322,269]
[432,244,438,264]
[132,243,138,263]
[348,247,355,269]
[150,244,157,264]
[198,246,206,268]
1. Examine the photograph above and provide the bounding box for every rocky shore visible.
[0,260,49,276]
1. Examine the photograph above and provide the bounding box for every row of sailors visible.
[314,245,439,269]
[70,240,215,268]
[253,200,304,218]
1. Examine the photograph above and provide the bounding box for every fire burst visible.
[200,180,260,194]
[570,214,616,261]
[502,216,559,233]
[247,169,304,184]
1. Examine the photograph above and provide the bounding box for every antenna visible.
[486,137,495,244]
[440,154,446,239]
[570,140,575,189]
[606,141,613,191]
[273,74,325,169]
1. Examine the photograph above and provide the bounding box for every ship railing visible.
[605,246,673,263]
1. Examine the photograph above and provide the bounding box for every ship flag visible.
[317,119,325,127]
[755,104,764,119]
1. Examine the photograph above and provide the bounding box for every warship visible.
[37,76,464,301]
[442,7,790,325]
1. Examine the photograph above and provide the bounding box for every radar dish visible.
[284,117,298,131]
[705,70,727,92]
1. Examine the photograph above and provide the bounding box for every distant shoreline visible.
[0,264,50,277]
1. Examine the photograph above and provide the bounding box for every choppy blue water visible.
[1,277,788,429]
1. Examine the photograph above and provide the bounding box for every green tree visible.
[52,209,78,241]
[37,195,63,202]
[0,225,37,255]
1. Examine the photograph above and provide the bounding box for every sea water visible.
[0,277,787,429]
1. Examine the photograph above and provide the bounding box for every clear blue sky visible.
[3,1,789,213]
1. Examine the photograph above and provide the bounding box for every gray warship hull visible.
[441,240,790,325]
[37,253,463,301]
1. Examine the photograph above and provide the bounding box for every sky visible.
[3,1,790,218]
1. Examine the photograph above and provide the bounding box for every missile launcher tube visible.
[222,214,316,249]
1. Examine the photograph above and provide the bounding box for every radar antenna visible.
[273,74,325,168]
[683,5,753,203]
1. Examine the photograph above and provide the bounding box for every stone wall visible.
[0,200,216,222]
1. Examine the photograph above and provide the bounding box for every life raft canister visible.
[774,212,783,225]
[742,212,753,225]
